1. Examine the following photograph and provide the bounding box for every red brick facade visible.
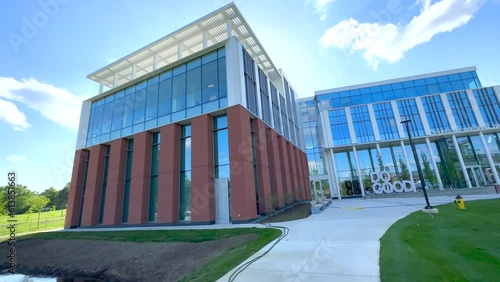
[65,105,310,228]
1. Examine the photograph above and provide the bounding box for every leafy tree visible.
[421,152,437,187]
[53,182,70,210]
[399,157,411,181]
[28,195,50,229]
[376,153,389,172]
[0,192,6,215]
[0,185,35,214]
[41,187,59,208]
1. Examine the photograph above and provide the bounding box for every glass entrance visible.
[466,166,486,187]
[311,179,331,201]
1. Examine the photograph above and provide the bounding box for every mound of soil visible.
[1,234,257,282]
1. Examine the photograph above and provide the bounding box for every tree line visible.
[0,182,69,215]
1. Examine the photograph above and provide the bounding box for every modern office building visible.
[302,67,500,199]
[65,3,310,228]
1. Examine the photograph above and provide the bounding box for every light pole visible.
[401,118,432,209]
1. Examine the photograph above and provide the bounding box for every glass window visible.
[373,102,398,140]
[149,132,160,222]
[172,73,186,112]
[422,95,450,133]
[473,87,500,126]
[180,125,192,221]
[329,109,351,146]
[398,99,425,137]
[447,91,477,128]
[351,105,374,143]
[145,84,159,121]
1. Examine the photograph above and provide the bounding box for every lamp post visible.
[401,118,432,209]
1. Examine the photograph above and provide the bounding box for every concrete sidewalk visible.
[218,194,500,282]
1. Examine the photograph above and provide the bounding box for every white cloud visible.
[0,99,31,130]
[312,0,336,21]
[0,77,84,130]
[6,154,27,162]
[319,0,485,69]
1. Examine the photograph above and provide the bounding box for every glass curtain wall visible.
[180,125,192,221]
[334,151,361,196]
[87,48,227,147]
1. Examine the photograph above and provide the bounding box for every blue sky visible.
[0,0,499,192]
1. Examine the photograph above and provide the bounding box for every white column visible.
[441,93,458,130]
[425,138,443,190]
[321,110,334,148]
[152,54,158,71]
[99,83,104,94]
[177,43,182,60]
[254,60,262,119]
[112,73,117,88]
[479,131,500,184]
[367,104,380,141]
[324,149,337,199]
[391,100,405,138]
[466,89,486,127]
[202,31,208,49]
[452,135,472,188]
[345,107,356,144]
[225,37,246,108]
[227,19,233,39]
[330,150,342,199]
[131,65,136,80]
[352,146,365,197]
[415,97,431,135]
[494,86,500,103]
[400,140,411,179]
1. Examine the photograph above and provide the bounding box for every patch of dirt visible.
[260,203,312,223]
[0,234,257,282]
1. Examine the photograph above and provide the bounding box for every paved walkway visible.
[218,194,500,282]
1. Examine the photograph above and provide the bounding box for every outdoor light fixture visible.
[400,118,433,210]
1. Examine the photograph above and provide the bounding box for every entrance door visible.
[466,166,485,187]
[215,178,230,224]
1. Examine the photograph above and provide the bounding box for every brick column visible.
[128,131,152,225]
[228,105,258,222]
[301,151,312,200]
[287,142,299,201]
[254,119,273,214]
[278,136,292,205]
[65,149,89,229]
[293,146,304,201]
[81,145,106,227]
[102,139,128,225]
[267,129,285,208]
[191,114,215,224]
[158,123,180,223]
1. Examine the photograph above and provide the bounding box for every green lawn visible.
[380,198,500,282]
[20,227,281,281]
[0,209,66,238]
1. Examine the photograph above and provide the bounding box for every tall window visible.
[422,95,450,133]
[329,109,351,146]
[473,87,500,126]
[122,139,133,223]
[214,115,230,179]
[258,68,271,124]
[78,151,90,227]
[280,95,289,139]
[373,102,398,140]
[180,125,192,221]
[447,91,478,129]
[243,48,258,115]
[250,119,260,214]
[149,133,160,222]
[351,105,374,143]
[99,145,111,224]
[397,99,425,137]
[270,84,281,134]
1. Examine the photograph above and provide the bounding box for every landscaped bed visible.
[380,198,500,281]
[0,228,281,282]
